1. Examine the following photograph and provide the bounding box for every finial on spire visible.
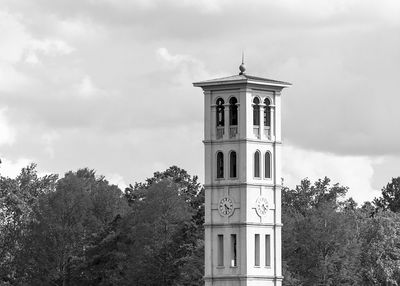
[239,51,246,75]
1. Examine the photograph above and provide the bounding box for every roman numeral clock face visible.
[218,197,234,217]
[255,196,269,217]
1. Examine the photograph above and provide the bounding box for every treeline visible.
[1,164,400,285]
[0,165,204,285]
[282,177,400,285]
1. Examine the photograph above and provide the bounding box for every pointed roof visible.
[193,73,291,88]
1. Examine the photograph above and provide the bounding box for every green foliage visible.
[283,177,362,285]
[360,211,400,285]
[4,164,400,286]
[3,167,128,285]
[282,177,348,216]
[0,164,58,284]
[283,176,400,286]
[75,166,204,285]
[374,177,400,212]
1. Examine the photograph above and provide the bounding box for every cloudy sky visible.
[0,0,399,204]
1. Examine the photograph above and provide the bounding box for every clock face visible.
[255,196,269,217]
[219,197,234,217]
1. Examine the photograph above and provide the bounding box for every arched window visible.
[216,98,225,127]
[254,151,260,178]
[253,97,260,126]
[229,97,238,126]
[217,152,224,178]
[265,152,271,179]
[229,151,237,178]
[264,98,271,128]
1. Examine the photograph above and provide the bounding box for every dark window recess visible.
[264,98,271,127]
[230,151,237,178]
[254,151,260,178]
[229,97,238,126]
[253,97,260,126]
[216,98,225,127]
[217,152,224,178]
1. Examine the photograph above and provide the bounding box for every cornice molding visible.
[204,183,283,189]
[203,139,282,145]
[204,223,283,228]
[204,275,284,281]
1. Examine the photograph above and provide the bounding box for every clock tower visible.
[193,61,291,286]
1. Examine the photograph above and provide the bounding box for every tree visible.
[14,168,128,286]
[282,177,348,216]
[124,167,204,285]
[0,164,58,284]
[282,177,362,285]
[125,165,205,281]
[374,177,400,212]
[77,166,205,285]
[129,179,194,285]
[360,211,400,285]
[125,166,204,225]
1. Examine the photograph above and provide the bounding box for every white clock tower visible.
[193,61,291,286]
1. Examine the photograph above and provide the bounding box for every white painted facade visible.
[194,70,291,286]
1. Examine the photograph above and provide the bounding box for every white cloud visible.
[106,173,127,189]
[41,131,59,159]
[179,0,226,13]
[24,51,40,64]
[0,157,32,178]
[282,144,381,204]
[0,64,34,92]
[0,10,75,92]
[89,0,223,12]
[0,10,30,63]
[0,10,74,64]
[275,0,352,18]
[156,47,200,66]
[76,75,99,97]
[90,0,157,10]
[0,108,16,146]
[378,0,400,25]
[56,17,104,40]
[156,47,222,85]
[30,39,75,56]
[23,39,75,65]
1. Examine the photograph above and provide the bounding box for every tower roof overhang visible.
[193,74,292,89]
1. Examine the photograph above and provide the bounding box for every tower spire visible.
[239,51,246,75]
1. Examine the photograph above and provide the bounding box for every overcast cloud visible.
[0,0,399,204]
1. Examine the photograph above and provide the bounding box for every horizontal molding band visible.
[204,183,283,188]
[203,139,282,145]
[204,275,284,281]
[204,223,283,228]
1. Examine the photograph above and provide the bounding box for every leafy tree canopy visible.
[374,177,400,213]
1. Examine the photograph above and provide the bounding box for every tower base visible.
[204,276,283,286]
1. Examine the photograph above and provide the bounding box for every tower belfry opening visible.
[193,62,291,286]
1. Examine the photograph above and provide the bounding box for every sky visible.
[0,0,399,204]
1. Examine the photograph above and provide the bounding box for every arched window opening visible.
[230,151,237,178]
[264,98,271,128]
[216,98,225,127]
[254,151,260,178]
[229,97,238,126]
[253,97,260,126]
[265,152,271,179]
[217,152,224,178]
